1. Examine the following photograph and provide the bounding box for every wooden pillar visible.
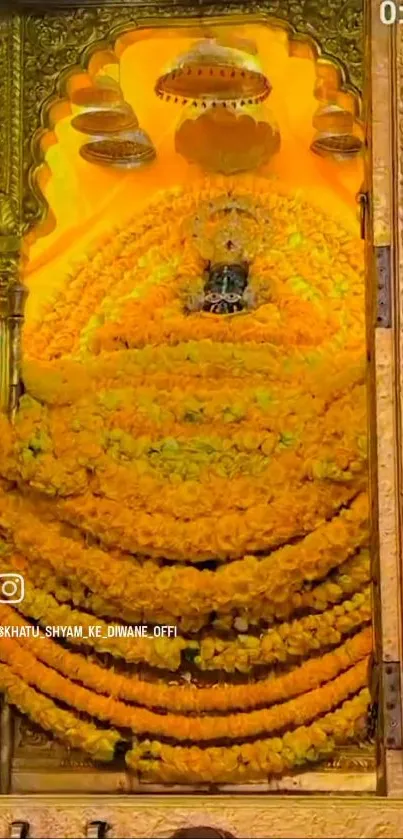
[370,0,403,796]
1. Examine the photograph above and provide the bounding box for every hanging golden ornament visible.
[70,69,139,136]
[310,103,363,160]
[313,103,354,134]
[175,105,280,174]
[155,39,271,108]
[71,102,138,136]
[79,127,156,169]
[189,194,264,264]
[70,76,123,108]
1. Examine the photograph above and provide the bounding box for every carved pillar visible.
[0,9,25,795]
[0,254,27,418]
[0,263,10,415]
[0,7,27,416]
[7,280,28,418]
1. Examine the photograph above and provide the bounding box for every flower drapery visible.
[0,177,370,783]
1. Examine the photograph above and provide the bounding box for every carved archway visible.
[29,21,361,244]
[18,0,363,238]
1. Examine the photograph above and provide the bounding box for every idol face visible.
[202,262,249,314]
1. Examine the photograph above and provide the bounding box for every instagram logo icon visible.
[0,573,24,604]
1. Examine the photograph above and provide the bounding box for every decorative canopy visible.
[155,39,271,107]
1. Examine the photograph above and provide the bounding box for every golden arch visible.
[28,14,363,244]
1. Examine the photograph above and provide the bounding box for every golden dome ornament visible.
[312,103,354,134]
[71,102,138,136]
[69,68,139,136]
[310,103,363,160]
[70,75,123,108]
[155,39,271,108]
[79,127,157,169]
[175,104,280,174]
[311,133,362,159]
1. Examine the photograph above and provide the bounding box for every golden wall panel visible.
[2,795,403,839]
[371,10,392,246]
[374,329,400,661]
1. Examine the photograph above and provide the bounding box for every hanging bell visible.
[71,102,138,135]
[310,104,363,160]
[79,127,156,169]
[155,39,271,108]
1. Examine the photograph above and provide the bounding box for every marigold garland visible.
[0,606,371,713]
[0,632,368,742]
[2,382,366,506]
[221,549,372,628]
[0,345,367,560]
[0,568,190,670]
[0,487,368,623]
[0,663,119,761]
[0,568,370,674]
[51,481,365,561]
[124,690,370,783]
[3,537,370,628]
[292,550,370,616]
[1,387,367,560]
[195,588,371,672]
[24,178,365,361]
[20,343,366,406]
[0,177,370,783]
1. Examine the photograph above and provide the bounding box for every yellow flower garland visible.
[3,537,370,631]
[0,570,190,670]
[125,690,370,783]
[1,384,367,561]
[24,179,364,362]
[292,551,370,616]
[0,632,368,742]
[0,562,370,672]
[0,486,369,623]
[51,481,365,561]
[0,663,119,761]
[4,551,144,627]
[0,536,370,635]
[195,588,371,672]
[0,177,369,782]
[4,383,367,499]
[24,215,182,362]
[20,343,366,406]
[0,602,371,712]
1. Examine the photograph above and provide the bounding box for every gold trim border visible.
[1,795,403,838]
